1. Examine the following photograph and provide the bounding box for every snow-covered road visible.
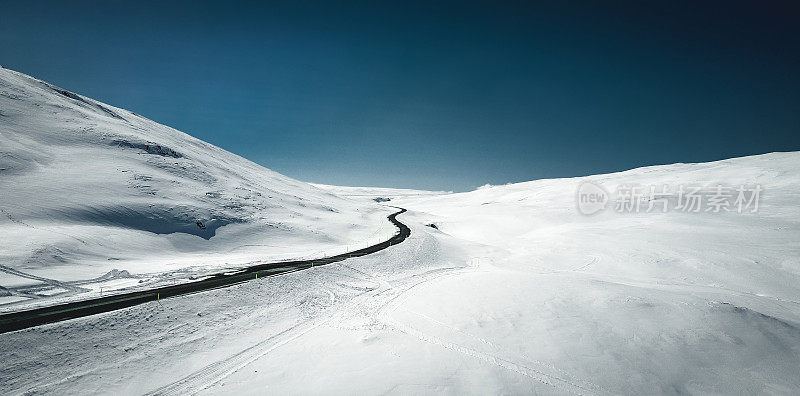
[0,208,411,334]
[0,212,493,394]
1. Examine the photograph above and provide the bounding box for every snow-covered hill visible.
[399,151,800,300]
[383,151,800,394]
[0,67,394,311]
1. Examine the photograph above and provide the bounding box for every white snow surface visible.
[2,151,798,395]
[0,67,395,311]
[2,69,800,395]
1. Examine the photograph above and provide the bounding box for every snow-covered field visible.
[0,67,395,312]
[2,67,799,394]
[311,183,450,203]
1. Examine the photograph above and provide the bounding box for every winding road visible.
[0,208,410,334]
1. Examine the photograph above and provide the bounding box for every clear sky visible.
[2,1,799,191]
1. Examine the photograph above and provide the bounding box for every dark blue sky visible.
[2,1,799,191]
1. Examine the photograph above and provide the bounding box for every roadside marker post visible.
[156,292,164,308]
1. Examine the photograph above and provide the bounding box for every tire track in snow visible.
[146,315,335,396]
[0,264,86,293]
[375,266,608,395]
[148,264,464,394]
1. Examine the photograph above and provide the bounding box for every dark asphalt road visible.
[0,208,410,334]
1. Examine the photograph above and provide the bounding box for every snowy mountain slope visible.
[0,67,395,311]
